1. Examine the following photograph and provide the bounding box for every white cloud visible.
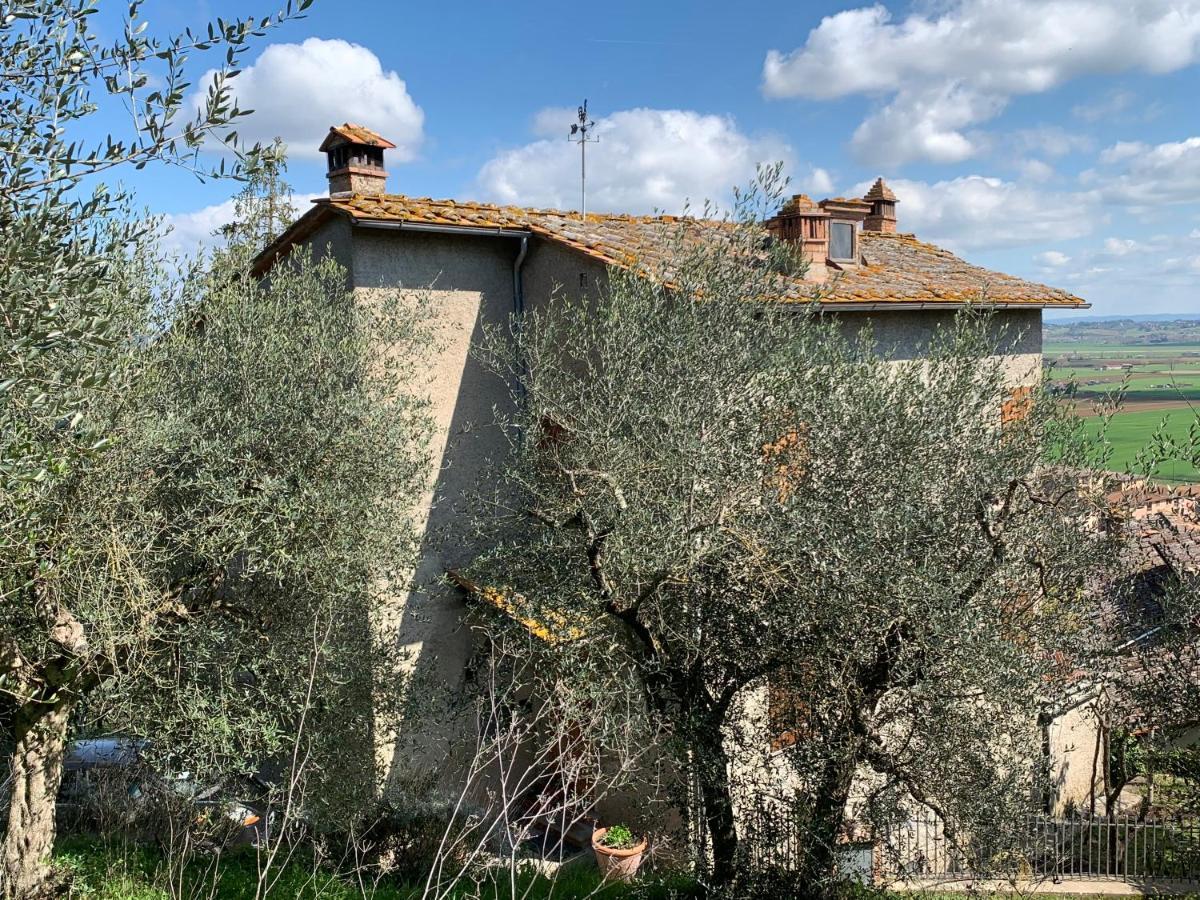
[805,166,835,196]
[476,108,793,215]
[763,1,1200,165]
[1036,250,1071,267]
[1103,237,1139,256]
[1089,136,1200,207]
[1072,88,1135,122]
[871,175,1096,250]
[849,82,1001,166]
[160,194,321,257]
[1099,141,1146,164]
[191,38,424,160]
[159,200,236,257]
[1019,159,1055,182]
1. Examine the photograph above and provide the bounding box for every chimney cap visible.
[779,193,826,216]
[864,177,897,203]
[319,123,397,153]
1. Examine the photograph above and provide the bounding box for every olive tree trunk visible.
[2,701,72,900]
[691,724,739,885]
[796,745,859,896]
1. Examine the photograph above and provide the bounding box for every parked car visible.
[52,736,271,848]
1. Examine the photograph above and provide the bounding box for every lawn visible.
[1094,406,1199,484]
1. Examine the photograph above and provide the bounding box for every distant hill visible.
[1045,314,1200,323]
[1045,317,1200,347]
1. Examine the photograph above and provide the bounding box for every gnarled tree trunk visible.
[692,725,739,886]
[2,700,72,900]
[797,740,859,896]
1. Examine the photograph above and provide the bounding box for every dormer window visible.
[829,221,856,262]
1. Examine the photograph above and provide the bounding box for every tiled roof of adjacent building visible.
[252,192,1087,308]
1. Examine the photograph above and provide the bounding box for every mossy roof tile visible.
[254,193,1086,308]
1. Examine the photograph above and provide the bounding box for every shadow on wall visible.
[364,230,522,801]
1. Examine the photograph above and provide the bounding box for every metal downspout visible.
[512,234,528,319]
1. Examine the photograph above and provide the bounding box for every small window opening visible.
[829,221,856,261]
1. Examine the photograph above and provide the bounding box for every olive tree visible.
[1,2,316,894]
[462,176,1114,891]
[1097,408,1200,818]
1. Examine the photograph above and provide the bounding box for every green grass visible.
[1094,407,1200,484]
[53,837,697,900]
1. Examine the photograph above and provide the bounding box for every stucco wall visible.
[519,239,609,314]
[349,230,617,795]
[305,214,355,275]
[834,307,1043,387]
[351,228,523,792]
[1046,697,1102,815]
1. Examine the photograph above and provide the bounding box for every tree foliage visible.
[463,171,1116,892]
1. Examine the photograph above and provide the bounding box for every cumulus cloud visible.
[1072,88,1135,122]
[762,1,1200,165]
[1050,232,1200,290]
[1019,159,1055,182]
[1088,136,1200,207]
[191,38,424,160]
[476,107,793,215]
[158,200,236,258]
[159,194,321,257]
[1036,250,1071,267]
[869,175,1097,250]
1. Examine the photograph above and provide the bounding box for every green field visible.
[1092,406,1199,483]
[1046,341,1200,357]
[1044,327,1200,484]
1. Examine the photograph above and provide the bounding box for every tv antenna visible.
[568,99,598,217]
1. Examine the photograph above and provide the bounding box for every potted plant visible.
[591,824,647,881]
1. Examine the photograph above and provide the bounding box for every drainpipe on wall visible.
[512,234,528,320]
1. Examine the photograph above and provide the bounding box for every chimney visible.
[765,194,830,281]
[320,123,395,196]
[862,177,898,233]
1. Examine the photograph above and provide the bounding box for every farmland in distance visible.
[1045,318,1200,484]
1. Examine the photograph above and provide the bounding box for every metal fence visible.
[744,809,1200,883]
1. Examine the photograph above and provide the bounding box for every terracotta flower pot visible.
[592,827,648,882]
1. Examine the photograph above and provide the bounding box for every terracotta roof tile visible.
[318,123,396,152]
[259,192,1087,308]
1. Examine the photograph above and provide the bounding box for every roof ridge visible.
[271,193,1087,308]
[326,192,714,224]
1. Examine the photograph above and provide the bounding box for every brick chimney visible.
[765,194,830,281]
[320,123,395,196]
[862,177,898,233]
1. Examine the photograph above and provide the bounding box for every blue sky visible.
[122,0,1200,317]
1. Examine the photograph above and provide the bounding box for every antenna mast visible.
[568,99,598,217]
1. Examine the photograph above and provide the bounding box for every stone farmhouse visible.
[252,123,1091,810]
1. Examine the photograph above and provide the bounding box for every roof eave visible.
[803,299,1091,311]
[250,201,342,278]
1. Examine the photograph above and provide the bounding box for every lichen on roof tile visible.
[271,192,1088,307]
